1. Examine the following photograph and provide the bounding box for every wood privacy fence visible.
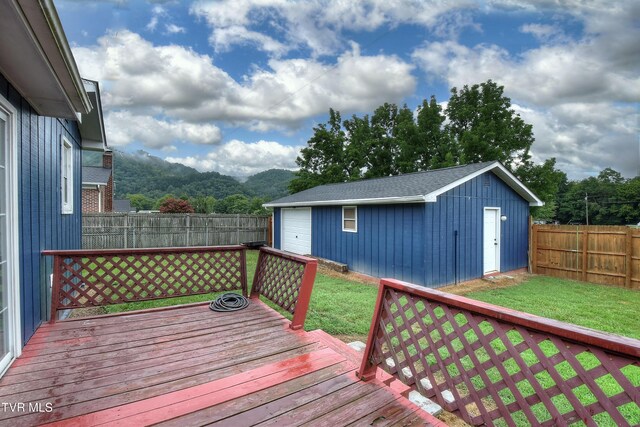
[531,225,640,289]
[83,213,271,249]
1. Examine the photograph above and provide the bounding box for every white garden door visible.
[0,103,20,376]
[483,208,501,274]
[281,208,311,255]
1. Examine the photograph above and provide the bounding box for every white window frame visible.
[0,93,23,375]
[342,206,358,233]
[61,136,73,214]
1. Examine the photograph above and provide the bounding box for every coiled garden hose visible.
[209,293,250,312]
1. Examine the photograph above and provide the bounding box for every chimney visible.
[103,150,113,169]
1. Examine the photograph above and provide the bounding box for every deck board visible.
[0,301,443,426]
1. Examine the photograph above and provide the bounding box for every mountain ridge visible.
[83,149,295,201]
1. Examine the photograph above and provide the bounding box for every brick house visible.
[82,150,114,212]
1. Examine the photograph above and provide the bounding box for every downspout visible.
[454,230,459,285]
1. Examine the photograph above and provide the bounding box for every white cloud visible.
[513,103,639,179]
[190,0,475,56]
[165,139,302,176]
[146,5,166,31]
[209,26,287,56]
[165,24,186,34]
[73,30,416,131]
[519,23,567,43]
[105,112,222,148]
[410,2,640,178]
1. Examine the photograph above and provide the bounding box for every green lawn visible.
[466,275,640,340]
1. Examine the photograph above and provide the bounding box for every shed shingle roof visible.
[265,161,543,207]
[82,166,111,185]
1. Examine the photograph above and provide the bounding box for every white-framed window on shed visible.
[342,206,357,232]
[61,136,73,214]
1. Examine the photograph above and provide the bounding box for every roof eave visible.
[422,161,544,206]
[0,0,92,119]
[263,195,428,208]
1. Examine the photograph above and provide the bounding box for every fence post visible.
[123,214,128,249]
[582,226,588,282]
[531,224,538,274]
[186,214,191,246]
[626,228,632,288]
[237,214,240,244]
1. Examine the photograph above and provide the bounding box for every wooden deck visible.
[0,300,442,426]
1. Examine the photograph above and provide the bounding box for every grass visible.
[466,275,640,340]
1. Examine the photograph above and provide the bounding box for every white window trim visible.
[0,93,23,375]
[342,206,358,233]
[61,136,73,214]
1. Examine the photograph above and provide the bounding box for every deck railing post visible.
[49,255,62,324]
[357,281,386,381]
[289,258,317,330]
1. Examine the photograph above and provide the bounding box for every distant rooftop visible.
[82,166,111,185]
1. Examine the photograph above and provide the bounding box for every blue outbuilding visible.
[265,161,543,288]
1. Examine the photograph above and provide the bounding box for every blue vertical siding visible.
[423,172,529,287]
[304,171,529,288]
[1,73,82,345]
[312,204,426,284]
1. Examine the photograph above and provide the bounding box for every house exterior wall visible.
[105,175,113,212]
[82,187,104,212]
[1,73,82,345]
[273,171,530,288]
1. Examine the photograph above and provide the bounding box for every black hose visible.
[209,293,250,312]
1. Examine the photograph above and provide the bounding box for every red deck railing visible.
[44,246,318,328]
[44,246,248,322]
[251,247,317,330]
[358,278,640,426]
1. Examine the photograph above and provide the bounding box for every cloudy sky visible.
[56,0,639,179]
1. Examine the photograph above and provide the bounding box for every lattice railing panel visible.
[359,279,640,427]
[251,247,317,329]
[46,247,247,312]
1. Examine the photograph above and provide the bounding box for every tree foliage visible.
[290,80,542,200]
[446,80,533,170]
[556,169,639,225]
[159,197,195,213]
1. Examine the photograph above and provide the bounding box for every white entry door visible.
[0,105,19,376]
[483,208,501,274]
[281,208,311,255]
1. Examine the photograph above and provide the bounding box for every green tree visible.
[290,109,348,193]
[515,158,566,220]
[127,193,155,212]
[191,196,216,214]
[446,80,533,170]
[216,194,251,214]
[556,169,639,225]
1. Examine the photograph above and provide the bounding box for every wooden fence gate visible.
[530,224,640,289]
[83,213,272,249]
